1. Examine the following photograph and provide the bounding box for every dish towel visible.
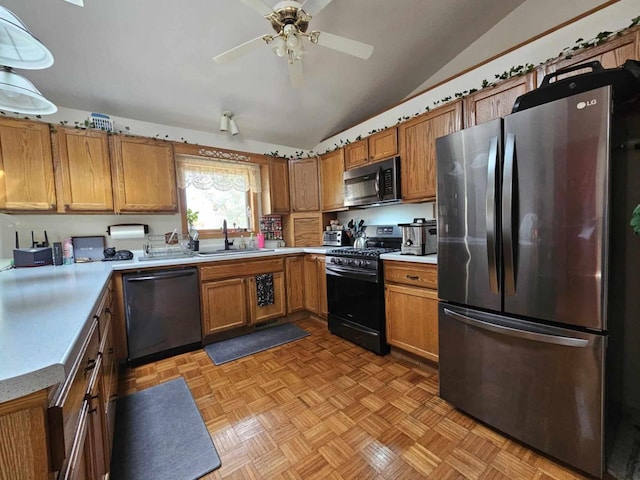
[256,273,274,307]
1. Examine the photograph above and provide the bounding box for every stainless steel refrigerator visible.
[436,73,639,478]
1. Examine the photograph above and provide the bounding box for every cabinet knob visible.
[84,358,97,372]
[406,275,420,280]
[64,204,69,210]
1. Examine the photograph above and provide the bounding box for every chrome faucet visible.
[223,219,233,250]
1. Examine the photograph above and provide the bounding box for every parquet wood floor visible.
[119,318,592,480]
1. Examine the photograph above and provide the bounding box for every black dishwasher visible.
[123,267,201,364]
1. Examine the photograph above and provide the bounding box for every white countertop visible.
[0,247,326,403]
[380,252,438,264]
[0,246,437,403]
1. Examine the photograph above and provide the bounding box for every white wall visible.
[335,202,435,229]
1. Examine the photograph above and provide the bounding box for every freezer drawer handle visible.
[443,308,589,348]
[486,135,499,294]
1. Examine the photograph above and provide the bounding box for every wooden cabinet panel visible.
[285,256,305,313]
[85,357,108,480]
[304,255,319,314]
[385,284,439,362]
[0,119,55,211]
[249,271,286,323]
[464,72,536,127]
[289,157,320,212]
[290,214,322,247]
[111,135,177,213]
[399,101,462,202]
[344,139,368,170]
[316,256,328,319]
[55,127,113,212]
[369,128,398,162]
[539,29,639,85]
[384,262,437,290]
[320,149,345,211]
[200,258,283,282]
[262,156,290,214]
[201,278,248,335]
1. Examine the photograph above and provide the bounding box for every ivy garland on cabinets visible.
[1,16,638,158]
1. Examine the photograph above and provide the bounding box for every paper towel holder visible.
[106,224,149,236]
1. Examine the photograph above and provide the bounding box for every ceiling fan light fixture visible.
[229,117,240,136]
[0,7,54,69]
[220,111,230,131]
[0,67,56,114]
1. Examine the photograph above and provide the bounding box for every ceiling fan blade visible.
[64,0,84,6]
[300,0,332,16]
[238,0,273,16]
[314,31,373,59]
[213,35,266,64]
[288,59,304,88]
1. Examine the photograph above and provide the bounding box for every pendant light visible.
[0,7,56,114]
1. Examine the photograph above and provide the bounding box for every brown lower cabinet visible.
[384,261,439,362]
[285,255,306,314]
[304,254,327,319]
[200,258,286,336]
[0,282,117,480]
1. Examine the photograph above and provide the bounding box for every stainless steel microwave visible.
[343,156,401,207]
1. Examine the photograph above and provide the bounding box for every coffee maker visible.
[398,218,437,256]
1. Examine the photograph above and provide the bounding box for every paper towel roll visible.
[109,225,146,240]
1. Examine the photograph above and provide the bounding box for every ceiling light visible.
[219,111,230,131]
[0,67,56,114]
[229,117,239,136]
[0,7,54,69]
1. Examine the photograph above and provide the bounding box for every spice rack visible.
[259,215,283,241]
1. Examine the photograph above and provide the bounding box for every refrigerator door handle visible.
[486,136,499,294]
[502,133,517,295]
[443,308,589,348]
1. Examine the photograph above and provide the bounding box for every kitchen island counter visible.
[380,252,437,264]
[0,247,330,403]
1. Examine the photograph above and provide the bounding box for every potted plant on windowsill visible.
[631,204,640,235]
[186,209,199,250]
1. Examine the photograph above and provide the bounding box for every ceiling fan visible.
[213,0,374,88]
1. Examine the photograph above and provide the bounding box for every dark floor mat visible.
[110,377,221,480]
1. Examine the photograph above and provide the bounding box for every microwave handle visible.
[375,167,382,201]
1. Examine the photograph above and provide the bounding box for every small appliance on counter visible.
[398,218,437,255]
[13,231,53,267]
[322,230,349,247]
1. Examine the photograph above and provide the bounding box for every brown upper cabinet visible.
[289,157,320,212]
[464,71,537,128]
[262,156,290,215]
[344,127,398,170]
[110,135,178,213]
[54,127,114,212]
[539,28,639,84]
[0,118,56,212]
[399,101,463,202]
[320,148,345,212]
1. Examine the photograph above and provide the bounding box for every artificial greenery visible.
[186,208,199,226]
[631,204,640,235]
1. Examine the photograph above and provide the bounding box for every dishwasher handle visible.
[126,270,196,282]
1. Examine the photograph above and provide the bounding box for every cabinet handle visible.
[84,358,97,372]
[107,347,114,354]
[51,204,56,209]
[64,204,69,210]
[406,275,420,280]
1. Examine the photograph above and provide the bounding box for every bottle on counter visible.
[239,235,247,250]
[257,232,265,249]
[249,233,256,250]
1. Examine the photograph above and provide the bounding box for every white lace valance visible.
[176,154,261,193]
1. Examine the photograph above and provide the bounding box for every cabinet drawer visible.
[384,261,437,290]
[200,258,284,281]
[48,319,100,472]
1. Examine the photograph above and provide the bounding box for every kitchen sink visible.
[196,249,274,257]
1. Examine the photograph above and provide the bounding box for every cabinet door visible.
[289,157,320,211]
[290,213,322,247]
[248,271,286,323]
[344,139,369,170]
[539,29,639,85]
[55,127,114,212]
[368,128,398,162]
[385,284,439,362]
[262,157,290,214]
[100,315,118,459]
[0,119,56,211]
[201,278,248,335]
[85,358,108,480]
[399,101,462,202]
[285,256,305,313]
[304,255,319,314]
[464,72,536,127]
[110,135,177,212]
[320,149,345,211]
[316,256,328,319]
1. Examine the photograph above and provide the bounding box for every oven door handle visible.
[326,265,378,283]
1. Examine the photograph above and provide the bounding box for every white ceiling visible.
[0,0,607,149]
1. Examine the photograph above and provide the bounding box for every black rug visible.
[205,323,310,365]
[110,377,221,480]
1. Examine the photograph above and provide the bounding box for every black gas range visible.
[325,226,402,355]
